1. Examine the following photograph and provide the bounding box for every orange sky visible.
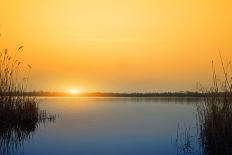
[0,0,232,92]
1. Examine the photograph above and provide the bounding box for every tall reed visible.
[0,38,55,155]
[176,51,232,155]
[0,46,38,126]
[197,52,232,155]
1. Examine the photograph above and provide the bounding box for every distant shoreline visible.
[15,91,208,97]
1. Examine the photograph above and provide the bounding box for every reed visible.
[0,39,55,155]
[0,46,40,125]
[197,52,232,155]
[176,52,232,155]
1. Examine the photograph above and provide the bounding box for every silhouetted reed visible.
[196,52,232,155]
[177,52,232,155]
[176,52,232,155]
[0,42,55,155]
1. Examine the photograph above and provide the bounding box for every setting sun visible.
[68,89,80,95]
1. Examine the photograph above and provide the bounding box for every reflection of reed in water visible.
[197,95,232,155]
[0,109,55,155]
[0,38,55,155]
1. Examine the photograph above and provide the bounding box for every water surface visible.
[2,97,201,155]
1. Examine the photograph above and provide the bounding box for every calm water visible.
[2,97,201,155]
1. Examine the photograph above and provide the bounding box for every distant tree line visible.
[1,91,218,97]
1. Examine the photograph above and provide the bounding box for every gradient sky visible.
[0,0,232,92]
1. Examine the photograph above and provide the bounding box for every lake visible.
[1,97,202,155]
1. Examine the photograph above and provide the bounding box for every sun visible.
[68,89,80,95]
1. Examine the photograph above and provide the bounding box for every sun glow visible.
[68,89,80,95]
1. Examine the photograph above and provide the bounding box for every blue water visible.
[4,97,200,155]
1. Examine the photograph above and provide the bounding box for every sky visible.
[0,0,232,92]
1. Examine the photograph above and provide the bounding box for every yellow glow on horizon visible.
[68,89,81,95]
